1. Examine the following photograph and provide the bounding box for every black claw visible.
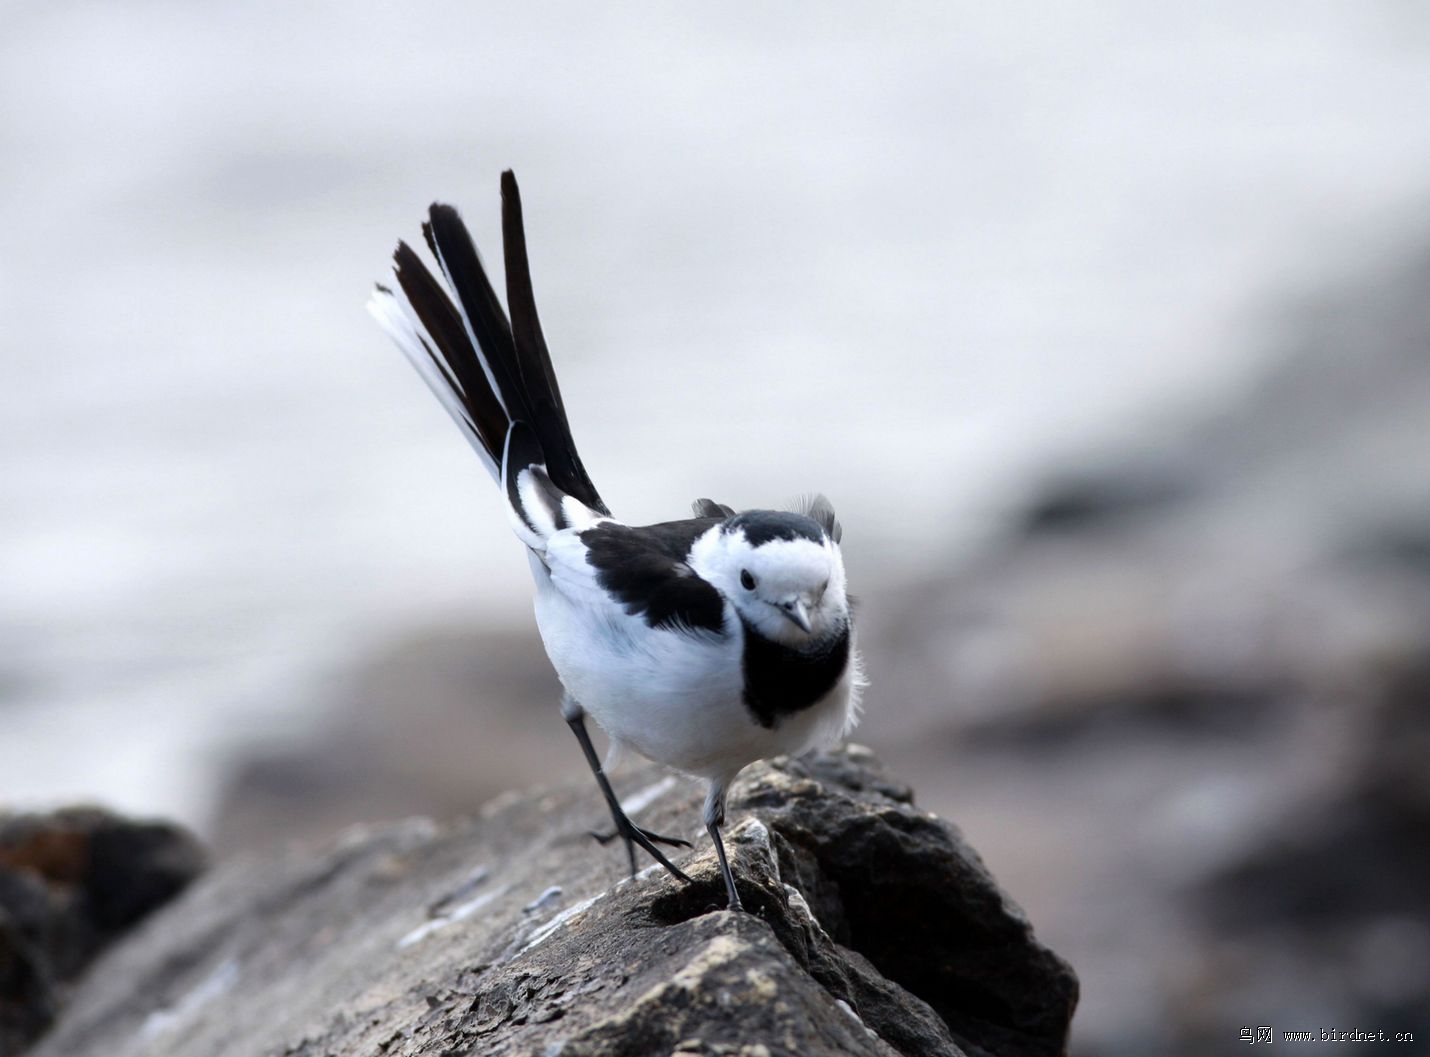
[589,825,691,850]
[585,815,693,884]
[618,819,693,884]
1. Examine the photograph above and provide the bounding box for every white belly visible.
[532,579,853,783]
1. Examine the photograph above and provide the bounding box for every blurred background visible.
[4,2,1430,1053]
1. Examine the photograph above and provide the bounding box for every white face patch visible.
[690,529,848,647]
[742,538,831,598]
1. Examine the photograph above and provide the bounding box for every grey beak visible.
[780,599,812,634]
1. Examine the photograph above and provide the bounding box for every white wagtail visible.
[368,172,862,910]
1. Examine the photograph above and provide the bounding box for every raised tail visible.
[368,171,610,529]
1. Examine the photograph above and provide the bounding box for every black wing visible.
[575,518,726,634]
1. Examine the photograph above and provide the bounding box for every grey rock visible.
[30,747,1076,1057]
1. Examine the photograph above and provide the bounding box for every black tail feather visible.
[500,171,607,514]
[419,179,609,516]
[422,204,525,418]
[390,241,508,463]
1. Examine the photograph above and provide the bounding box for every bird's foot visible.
[589,825,691,850]
[591,815,693,884]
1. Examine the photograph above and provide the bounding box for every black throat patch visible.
[741,620,851,729]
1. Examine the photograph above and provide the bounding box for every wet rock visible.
[0,808,206,1056]
[29,748,1076,1057]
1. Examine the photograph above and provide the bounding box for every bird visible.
[368,171,862,910]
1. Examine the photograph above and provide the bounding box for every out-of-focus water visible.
[3,0,1429,824]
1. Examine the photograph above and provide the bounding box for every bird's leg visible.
[704,781,743,911]
[586,734,691,848]
[564,706,692,884]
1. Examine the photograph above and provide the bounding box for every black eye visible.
[740,569,756,591]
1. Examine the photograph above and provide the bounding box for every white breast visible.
[531,571,855,784]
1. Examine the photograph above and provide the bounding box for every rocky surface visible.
[0,808,206,1056]
[29,748,1076,1057]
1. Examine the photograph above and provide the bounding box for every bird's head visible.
[691,509,850,647]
